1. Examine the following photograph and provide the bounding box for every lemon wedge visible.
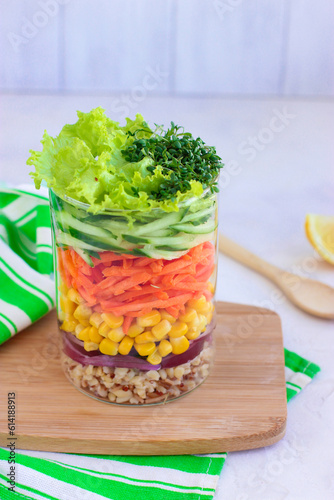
[305,214,334,265]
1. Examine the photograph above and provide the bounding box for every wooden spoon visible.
[219,234,334,319]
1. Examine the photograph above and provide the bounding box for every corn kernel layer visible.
[59,286,214,364]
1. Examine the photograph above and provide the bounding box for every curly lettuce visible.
[27,107,204,213]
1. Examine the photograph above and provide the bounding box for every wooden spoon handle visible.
[219,234,280,281]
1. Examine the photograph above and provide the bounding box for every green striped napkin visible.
[0,186,321,500]
[0,186,54,343]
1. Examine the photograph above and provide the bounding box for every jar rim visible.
[50,182,217,214]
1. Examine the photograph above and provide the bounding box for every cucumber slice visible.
[73,247,94,267]
[170,219,217,234]
[122,234,150,244]
[131,211,184,237]
[69,229,134,251]
[89,251,101,260]
[156,245,189,252]
[131,248,152,257]
[91,216,131,233]
[57,211,116,239]
[56,232,130,253]
[181,206,214,224]
[57,232,106,252]
[132,245,188,260]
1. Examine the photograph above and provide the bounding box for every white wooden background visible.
[1,0,334,96]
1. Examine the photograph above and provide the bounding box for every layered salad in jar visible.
[28,107,223,405]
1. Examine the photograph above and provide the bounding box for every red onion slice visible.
[161,332,213,369]
[63,334,161,370]
[63,320,216,371]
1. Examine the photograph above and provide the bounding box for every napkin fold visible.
[0,186,54,345]
[0,186,321,500]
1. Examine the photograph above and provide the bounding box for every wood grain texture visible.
[0,302,287,455]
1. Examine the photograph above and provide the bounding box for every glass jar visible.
[49,188,218,405]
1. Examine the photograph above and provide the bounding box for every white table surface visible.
[1,94,333,500]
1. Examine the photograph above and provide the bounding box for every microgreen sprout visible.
[121,122,223,200]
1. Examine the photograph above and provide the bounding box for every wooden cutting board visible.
[0,302,287,455]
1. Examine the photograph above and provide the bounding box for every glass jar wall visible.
[50,188,218,405]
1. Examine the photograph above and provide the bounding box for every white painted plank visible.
[1,0,333,96]
[63,0,174,95]
[0,1,61,90]
[174,0,287,95]
[283,0,334,96]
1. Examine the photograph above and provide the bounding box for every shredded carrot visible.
[123,258,133,270]
[166,306,182,318]
[150,259,164,273]
[90,265,105,283]
[102,266,150,277]
[77,286,97,306]
[112,272,152,296]
[106,293,194,316]
[97,276,124,290]
[70,249,92,276]
[57,248,72,288]
[133,257,153,267]
[158,255,192,275]
[58,243,215,321]
[122,315,133,334]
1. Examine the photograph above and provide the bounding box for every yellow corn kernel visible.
[76,326,91,341]
[74,304,92,326]
[170,336,189,355]
[135,331,157,344]
[99,338,119,356]
[119,336,134,355]
[158,339,172,357]
[60,295,76,315]
[84,341,99,352]
[160,310,177,324]
[101,312,124,329]
[75,323,85,335]
[98,321,111,337]
[137,310,161,328]
[67,288,84,304]
[58,281,68,296]
[168,321,188,338]
[188,295,210,312]
[78,318,90,327]
[108,327,125,343]
[200,302,211,314]
[134,342,156,357]
[60,316,77,332]
[147,349,162,365]
[89,326,103,344]
[179,307,197,323]
[185,328,201,340]
[127,324,144,338]
[58,310,67,321]
[198,314,208,332]
[89,312,103,329]
[188,314,200,329]
[152,319,172,340]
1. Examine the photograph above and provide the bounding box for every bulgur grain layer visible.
[62,341,214,404]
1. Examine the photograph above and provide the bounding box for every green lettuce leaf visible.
[28,107,204,213]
